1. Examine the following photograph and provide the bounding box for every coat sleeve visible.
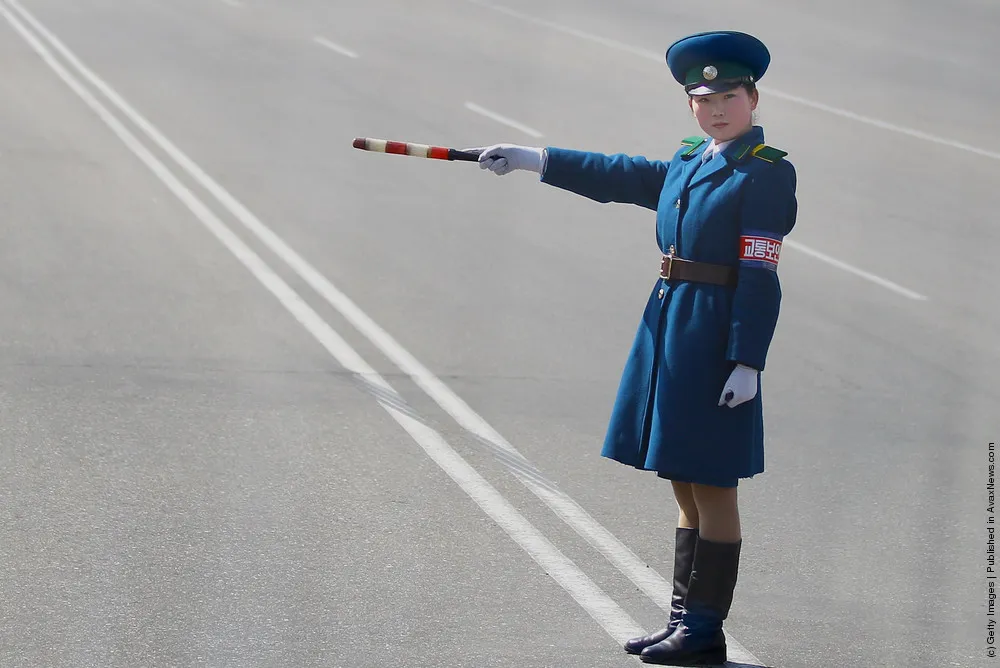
[726,160,798,371]
[539,147,668,211]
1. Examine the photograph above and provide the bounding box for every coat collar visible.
[722,125,766,164]
[684,125,764,187]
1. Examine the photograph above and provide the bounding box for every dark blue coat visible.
[540,126,797,486]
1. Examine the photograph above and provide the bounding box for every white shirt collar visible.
[701,138,735,162]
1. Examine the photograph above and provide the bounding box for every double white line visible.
[0,0,763,663]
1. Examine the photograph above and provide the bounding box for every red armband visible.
[739,231,783,271]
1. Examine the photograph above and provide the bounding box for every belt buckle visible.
[660,245,676,280]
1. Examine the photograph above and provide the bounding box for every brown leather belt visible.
[660,247,737,287]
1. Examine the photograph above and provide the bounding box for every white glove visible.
[718,364,759,408]
[474,144,545,176]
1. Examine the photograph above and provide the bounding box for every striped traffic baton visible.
[352,137,483,162]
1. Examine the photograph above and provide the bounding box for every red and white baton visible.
[352,137,483,162]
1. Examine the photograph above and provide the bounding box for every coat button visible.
[658,288,665,299]
[674,199,681,209]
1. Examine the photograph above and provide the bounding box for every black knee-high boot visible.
[639,536,742,666]
[623,527,699,654]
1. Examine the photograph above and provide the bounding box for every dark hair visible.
[745,82,760,122]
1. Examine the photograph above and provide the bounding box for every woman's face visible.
[688,86,758,142]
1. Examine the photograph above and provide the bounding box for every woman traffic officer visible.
[473,31,798,666]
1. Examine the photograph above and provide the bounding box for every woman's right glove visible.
[473,144,545,176]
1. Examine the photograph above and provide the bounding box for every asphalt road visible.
[0,1,996,666]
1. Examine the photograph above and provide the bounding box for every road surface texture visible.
[0,1,995,666]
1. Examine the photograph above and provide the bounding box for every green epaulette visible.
[749,144,788,163]
[679,136,708,157]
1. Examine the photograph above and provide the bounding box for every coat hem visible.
[601,453,761,488]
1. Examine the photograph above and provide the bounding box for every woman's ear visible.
[688,97,694,114]
[750,89,760,111]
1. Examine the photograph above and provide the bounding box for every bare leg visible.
[624,480,701,654]
[637,482,742,663]
[671,481,699,529]
[691,483,741,543]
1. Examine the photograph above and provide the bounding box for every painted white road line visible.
[467,0,657,61]
[783,239,927,301]
[466,0,1000,163]
[0,0,647,646]
[313,36,359,59]
[465,0,929,302]
[759,89,1000,162]
[465,101,544,138]
[2,1,761,662]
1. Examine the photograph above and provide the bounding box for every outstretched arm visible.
[475,144,668,211]
[539,147,668,211]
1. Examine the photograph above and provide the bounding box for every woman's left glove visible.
[718,364,759,408]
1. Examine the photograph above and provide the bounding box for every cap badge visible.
[703,65,718,80]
